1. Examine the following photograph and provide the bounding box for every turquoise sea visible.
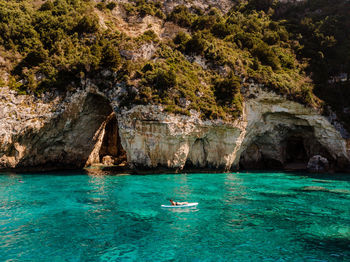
[0,172,350,261]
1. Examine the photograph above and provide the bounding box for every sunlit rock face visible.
[0,88,115,169]
[117,105,245,170]
[0,84,349,172]
[117,86,350,172]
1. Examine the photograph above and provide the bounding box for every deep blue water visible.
[0,172,350,261]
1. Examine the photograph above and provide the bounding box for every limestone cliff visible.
[118,105,245,170]
[1,83,349,172]
[0,86,118,169]
[1,0,350,173]
[117,86,350,172]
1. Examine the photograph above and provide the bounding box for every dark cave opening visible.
[184,138,208,170]
[99,114,126,165]
[98,114,127,166]
[285,136,308,163]
[84,93,127,167]
[282,135,310,171]
[239,127,334,171]
[99,116,118,157]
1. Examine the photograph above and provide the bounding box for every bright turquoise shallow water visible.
[1,172,350,261]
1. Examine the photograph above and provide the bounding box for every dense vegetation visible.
[247,0,350,129]
[278,0,350,129]
[0,0,349,124]
[0,0,124,93]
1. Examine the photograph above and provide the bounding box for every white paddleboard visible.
[161,203,198,208]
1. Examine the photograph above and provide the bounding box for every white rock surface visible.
[0,86,115,169]
[118,105,245,169]
[117,86,350,171]
[0,84,349,171]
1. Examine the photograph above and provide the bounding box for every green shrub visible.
[213,73,241,104]
[185,33,207,55]
[164,104,191,116]
[168,5,194,27]
[0,0,335,122]
[139,30,158,42]
[75,15,99,34]
[96,2,106,11]
[278,29,289,42]
[245,0,276,12]
[252,42,280,70]
[213,73,243,118]
[150,68,177,92]
[155,9,165,19]
[234,32,256,49]
[141,63,154,73]
[24,48,48,66]
[278,50,295,69]
[208,7,222,17]
[191,15,216,30]
[100,44,121,70]
[173,31,190,52]
[211,22,234,39]
[263,31,280,45]
[173,31,190,45]
[125,0,164,18]
[106,2,117,11]
[39,1,54,11]
[8,76,23,92]
[122,3,137,15]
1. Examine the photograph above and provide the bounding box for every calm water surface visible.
[0,172,350,261]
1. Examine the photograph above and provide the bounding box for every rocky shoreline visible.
[1,83,350,174]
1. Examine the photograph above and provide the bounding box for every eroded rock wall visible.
[238,86,350,170]
[0,87,115,169]
[118,105,245,170]
[1,84,349,171]
[117,86,350,171]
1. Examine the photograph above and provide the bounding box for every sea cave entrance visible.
[283,135,310,170]
[98,112,127,166]
[285,136,307,162]
[239,126,333,171]
[84,94,127,167]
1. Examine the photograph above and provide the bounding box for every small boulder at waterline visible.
[307,155,329,173]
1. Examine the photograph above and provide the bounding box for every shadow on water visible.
[288,172,350,182]
[240,170,350,183]
[300,236,350,258]
[2,169,350,180]
[258,191,297,198]
[0,169,87,176]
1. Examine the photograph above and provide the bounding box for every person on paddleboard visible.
[169,199,189,206]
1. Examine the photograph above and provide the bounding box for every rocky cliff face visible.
[1,0,349,173]
[117,85,350,172]
[1,83,349,172]
[239,86,350,170]
[118,105,245,170]
[0,86,118,169]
